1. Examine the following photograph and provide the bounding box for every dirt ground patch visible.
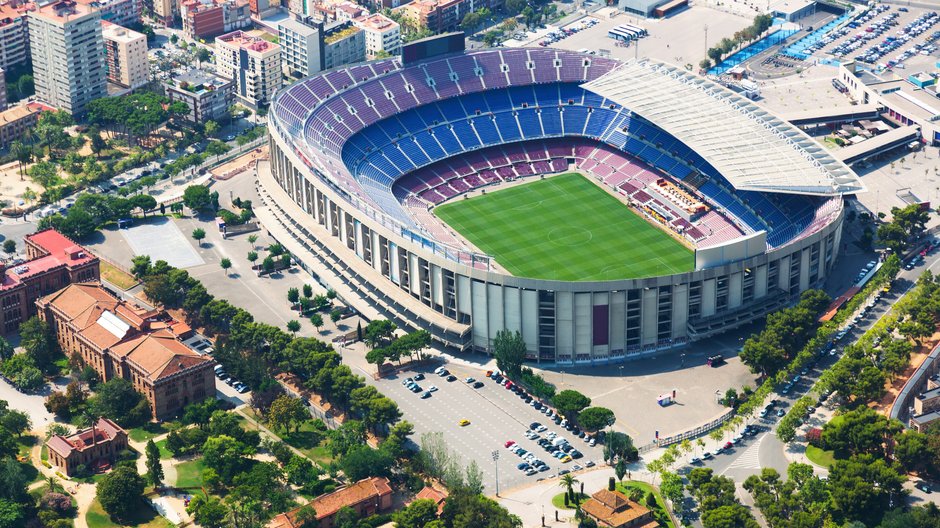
[876,331,940,415]
[211,146,268,180]
[0,161,34,207]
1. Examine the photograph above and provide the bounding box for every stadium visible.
[258,45,865,364]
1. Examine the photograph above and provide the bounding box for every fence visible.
[637,408,735,453]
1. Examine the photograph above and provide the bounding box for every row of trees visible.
[739,289,831,378]
[39,192,157,240]
[876,204,931,253]
[703,14,773,68]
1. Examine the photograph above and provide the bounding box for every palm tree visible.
[10,141,31,181]
[560,474,579,505]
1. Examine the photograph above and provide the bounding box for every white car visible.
[428,385,438,392]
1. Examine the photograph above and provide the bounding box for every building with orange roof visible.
[580,489,659,528]
[268,477,393,528]
[45,417,128,476]
[0,229,98,336]
[413,485,448,514]
[0,101,54,148]
[36,281,214,420]
[0,1,33,71]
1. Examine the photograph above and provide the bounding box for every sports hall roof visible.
[583,59,866,197]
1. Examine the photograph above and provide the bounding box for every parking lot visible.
[817,5,940,71]
[375,361,604,491]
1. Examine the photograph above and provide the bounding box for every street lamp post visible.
[492,450,500,497]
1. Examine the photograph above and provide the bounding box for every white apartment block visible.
[277,15,320,78]
[102,21,149,88]
[322,20,364,71]
[215,30,281,108]
[28,0,107,115]
[354,13,400,59]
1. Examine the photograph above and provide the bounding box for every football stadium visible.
[258,45,865,364]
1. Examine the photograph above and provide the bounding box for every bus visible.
[622,23,648,37]
[608,26,639,41]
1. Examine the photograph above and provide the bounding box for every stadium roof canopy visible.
[583,59,866,197]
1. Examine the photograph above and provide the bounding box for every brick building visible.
[268,478,393,528]
[0,101,54,149]
[0,229,98,336]
[400,0,502,33]
[36,282,215,420]
[181,0,249,41]
[45,417,128,476]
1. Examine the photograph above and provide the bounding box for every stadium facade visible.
[259,49,864,364]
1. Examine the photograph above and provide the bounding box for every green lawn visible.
[805,445,837,468]
[434,173,693,281]
[128,423,169,443]
[175,458,206,489]
[552,491,589,510]
[86,498,174,528]
[154,439,173,459]
[243,408,332,465]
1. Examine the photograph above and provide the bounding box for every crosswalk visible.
[721,435,764,474]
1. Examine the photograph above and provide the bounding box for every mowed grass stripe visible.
[434,173,694,281]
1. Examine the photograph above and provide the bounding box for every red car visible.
[505,440,515,448]
[505,381,514,389]
[723,442,733,450]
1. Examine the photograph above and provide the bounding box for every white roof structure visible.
[583,59,866,196]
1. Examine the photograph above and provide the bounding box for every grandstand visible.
[262,50,863,364]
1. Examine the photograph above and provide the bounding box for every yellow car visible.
[459,419,471,427]
[561,455,572,463]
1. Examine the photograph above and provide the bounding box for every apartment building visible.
[277,16,364,78]
[402,0,502,33]
[215,30,281,108]
[0,101,54,148]
[0,2,32,71]
[102,21,148,88]
[28,0,107,115]
[0,229,99,336]
[151,0,175,27]
[354,13,400,59]
[181,0,249,40]
[76,0,140,26]
[37,282,215,420]
[164,68,234,123]
[0,68,7,111]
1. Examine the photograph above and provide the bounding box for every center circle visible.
[547,227,593,247]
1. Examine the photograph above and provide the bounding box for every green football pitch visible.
[434,173,694,281]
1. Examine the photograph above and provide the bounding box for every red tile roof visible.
[2,230,96,291]
[268,478,393,528]
[46,418,126,458]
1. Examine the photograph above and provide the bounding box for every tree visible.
[247,233,259,248]
[1,240,14,255]
[821,407,896,458]
[494,329,526,379]
[0,339,11,362]
[262,256,275,274]
[96,466,145,521]
[309,313,324,332]
[303,284,313,298]
[202,435,254,483]
[560,474,580,504]
[578,407,615,431]
[293,504,319,528]
[364,319,397,348]
[895,429,931,473]
[739,334,787,377]
[19,316,59,372]
[267,395,308,432]
[330,309,342,324]
[220,258,232,276]
[247,251,258,266]
[88,378,148,427]
[699,58,713,70]
[287,287,300,305]
[552,390,591,419]
[615,458,627,483]
[28,160,58,190]
[828,454,906,525]
[286,320,301,335]
[183,184,213,211]
[439,490,521,527]
[0,411,29,437]
[393,498,438,528]
[192,228,207,247]
[187,495,227,528]
[9,141,31,181]
[204,120,220,138]
[145,439,164,487]
[340,445,394,481]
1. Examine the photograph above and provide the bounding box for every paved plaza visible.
[121,216,205,268]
